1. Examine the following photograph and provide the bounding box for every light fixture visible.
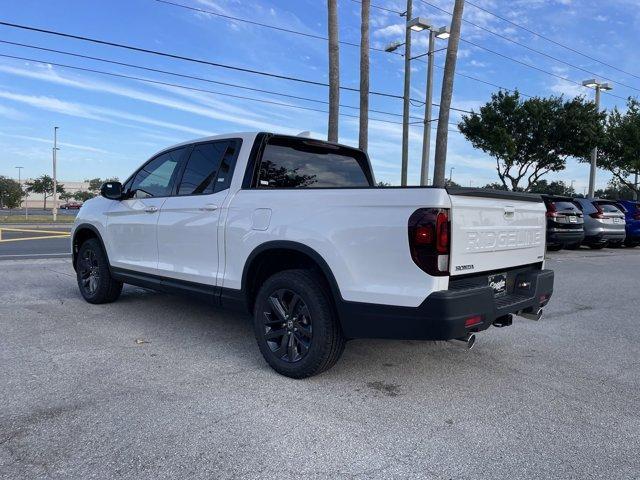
[600,82,613,91]
[407,17,432,32]
[385,41,403,53]
[582,79,599,88]
[435,26,450,39]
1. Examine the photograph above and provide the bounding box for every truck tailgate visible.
[448,190,546,275]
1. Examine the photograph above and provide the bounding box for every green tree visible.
[25,175,65,210]
[594,179,636,200]
[86,177,119,194]
[0,176,25,209]
[529,179,577,197]
[74,191,95,202]
[459,91,605,191]
[482,182,509,191]
[596,98,640,199]
[59,192,74,202]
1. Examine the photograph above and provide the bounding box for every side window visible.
[256,137,372,188]
[177,140,239,195]
[130,148,184,198]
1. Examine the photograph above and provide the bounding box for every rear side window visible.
[178,140,239,195]
[552,201,579,211]
[597,202,623,213]
[257,137,372,188]
[130,147,185,198]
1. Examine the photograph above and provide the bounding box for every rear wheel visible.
[588,243,606,250]
[546,244,562,251]
[76,238,122,304]
[253,269,345,378]
[565,242,582,250]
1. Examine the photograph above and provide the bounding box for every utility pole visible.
[582,79,612,198]
[400,0,412,186]
[433,0,465,188]
[449,166,455,184]
[327,0,340,143]
[359,0,370,152]
[15,166,23,215]
[53,126,59,222]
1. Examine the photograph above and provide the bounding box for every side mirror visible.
[101,181,123,200]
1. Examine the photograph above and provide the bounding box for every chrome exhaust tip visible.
[520,308,543,321]
[453,333,476,349]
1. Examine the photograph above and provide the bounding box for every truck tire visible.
[76,238,123,304]
[253,269,345,378]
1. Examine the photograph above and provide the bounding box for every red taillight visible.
[546,202,557,218]
[436,211,449,254]
[464,315,482,328]
[408,208,450,276]
[414,225,434,245]
[590,203,604,219]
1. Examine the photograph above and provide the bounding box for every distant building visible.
[22,180,91,209]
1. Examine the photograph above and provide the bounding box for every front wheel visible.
[253,269,345,378]
[76,238,122,304]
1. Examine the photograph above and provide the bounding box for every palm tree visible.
[359,0,370,152]
[433,0,465,187]
[327,0,340,142]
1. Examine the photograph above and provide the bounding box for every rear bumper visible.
[584,231,626,244]
[338,269,554,340]
[547,230,584,246]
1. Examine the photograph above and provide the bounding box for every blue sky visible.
[0,0,638,192]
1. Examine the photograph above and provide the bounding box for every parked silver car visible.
[573,198,626,249]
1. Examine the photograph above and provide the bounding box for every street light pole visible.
[52,126,59,222]
[582,79,612,198]
[400,0,413,186]
[449,166,455,183]
[420,26,449,186]
[420,30,435,187]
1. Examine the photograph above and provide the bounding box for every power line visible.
[159,0,534,101]
[464,0,640,83]
[0,20,404,101]
[418,0,640,95]
[0,51,465,133]
[154,0,391,53]
[0,52,401,125]
[367,0,629,102]
[0,20,477,113]
[0,39,412,120]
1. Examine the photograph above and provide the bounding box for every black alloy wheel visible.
[79,248,100,296]
[75,238,122,304]
[253,269,345,378]
[262,288,313,363]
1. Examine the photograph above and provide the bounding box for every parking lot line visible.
[0,227,72,235]
[0,234,71,243]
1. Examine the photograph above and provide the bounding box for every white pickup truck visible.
[72,132,554,378]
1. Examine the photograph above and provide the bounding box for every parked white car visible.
[71,132,554,377]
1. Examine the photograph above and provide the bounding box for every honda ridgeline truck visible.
[72,132,554,378]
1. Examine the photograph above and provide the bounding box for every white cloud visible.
[0,132,108,153]
[373,24,404,38]
[0,103,28,121]
[0,90,214,136]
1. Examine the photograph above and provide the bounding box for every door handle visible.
[144,206,158,213]
[200,204,218,212]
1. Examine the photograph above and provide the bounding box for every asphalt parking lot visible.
[1,248,639,479]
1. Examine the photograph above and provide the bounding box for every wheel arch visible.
[241,241,343,316]
[72,223,110,271]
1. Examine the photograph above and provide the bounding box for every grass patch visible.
[0,215,75,224]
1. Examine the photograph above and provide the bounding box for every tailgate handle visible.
[504,206,515,218]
